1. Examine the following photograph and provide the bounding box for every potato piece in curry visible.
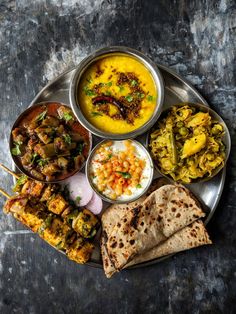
[149,104,226,183]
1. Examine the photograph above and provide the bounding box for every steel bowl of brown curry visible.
[10,102,92,182]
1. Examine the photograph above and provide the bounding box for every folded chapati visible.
[126,220,212,267]
[101,197,147,278]
[101,182,209,277]
[103,219,211,278]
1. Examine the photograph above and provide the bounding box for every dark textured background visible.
[0,1,235,313]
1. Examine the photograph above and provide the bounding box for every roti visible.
[103,220,211,278]
[101,183,208,277]
[126,220,211,267]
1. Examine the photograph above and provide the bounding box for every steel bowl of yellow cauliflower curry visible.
[148,103,231,183]
[69,47,164,139]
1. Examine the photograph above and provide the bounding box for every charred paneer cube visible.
[3,196,28,214]
[21,180,45,198]
[66,239,94,264]
[18,208,46,233]
[39,216,72,250]
[4,196,46,233]
[72,209,99,238]
[40,184,59,202]
[47,194,68,215]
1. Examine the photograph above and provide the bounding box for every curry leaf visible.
[91,111,103,117]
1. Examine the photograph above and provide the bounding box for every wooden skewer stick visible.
[0,187,10,199]
[0,163,20,179]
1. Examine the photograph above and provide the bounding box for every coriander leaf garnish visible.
[125,95,133,102]
[14,140,23,146]
[63,134,72,145]
[136,184,142,188]
[63,112,73,122]
[31,152,38,164]
[147,95,154,102]
[76,142,84,154]
[86,77,92,83]
[11,143,21,156]
[76,196,81,203]
[131,80,138,86]
[136,92,145,99]
[37,158,49,167]
[36,110,47,122]
[106,81,112,87]
[15,175,28,187]
[116,171,132,178]
[104,90,111,96]
[119,86,125,92]
[102,153,113,163]
[83,86,96,96]
[91,111,103,117]
[86,90,96,96]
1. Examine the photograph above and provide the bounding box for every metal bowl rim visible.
[69,46,164,140]
[146,102,231,184]
[85,139,154,204]
[9,101,93,183]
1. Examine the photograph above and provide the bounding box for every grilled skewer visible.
[13,175,99,238]
[0,163,99,238]
[3,194,94,263]
[0,162,20,179]
[0,187,11,199]
[0,165,100,264]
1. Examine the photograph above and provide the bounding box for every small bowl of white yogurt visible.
[86,139,154,204]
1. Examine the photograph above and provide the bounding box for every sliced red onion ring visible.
[64,173,93,206]
[86,192,103,215]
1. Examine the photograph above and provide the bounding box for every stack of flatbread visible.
[101,179,212,278]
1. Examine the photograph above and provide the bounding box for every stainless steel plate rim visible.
[12,63,227,270]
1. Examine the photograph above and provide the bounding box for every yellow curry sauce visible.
[78,55,157,134]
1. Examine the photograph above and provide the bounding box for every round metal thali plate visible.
[13,64,226,269]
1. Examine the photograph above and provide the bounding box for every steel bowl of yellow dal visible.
[69,46,164,139]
